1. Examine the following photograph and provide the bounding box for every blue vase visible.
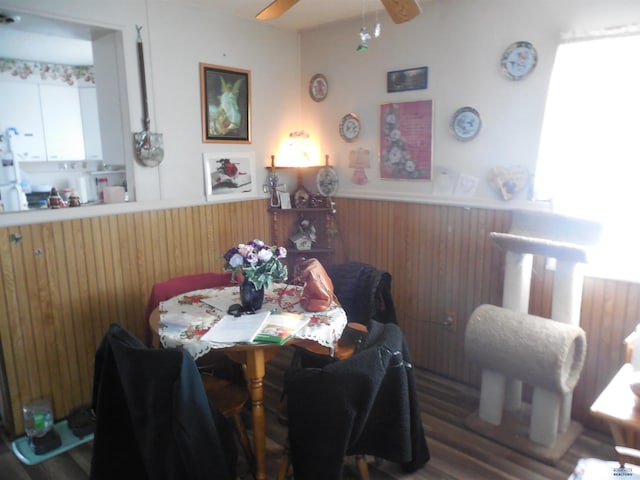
[239,277,265,312]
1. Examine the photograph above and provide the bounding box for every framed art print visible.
[200,63,251,143]
[387,66,428,93]
[203,152,258,202]
[379,100,433,180]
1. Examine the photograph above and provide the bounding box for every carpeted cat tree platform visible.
[464,210,601,464]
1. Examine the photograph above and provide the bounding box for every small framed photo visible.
[387,66,428,93]
[203,152,258,202]
[200,63,251,143]
[279,192,292,209]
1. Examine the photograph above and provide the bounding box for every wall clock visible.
[501,41,537,81]
[309,73,328,102]
[451,107,481,142]
[339,113,361,143]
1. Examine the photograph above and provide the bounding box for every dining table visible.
[149,282,348,480]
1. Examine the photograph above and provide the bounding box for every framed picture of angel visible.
[200,63,251,143]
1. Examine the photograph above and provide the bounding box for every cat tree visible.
[464,210,601,463]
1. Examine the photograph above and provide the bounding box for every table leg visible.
[246,349,267,480]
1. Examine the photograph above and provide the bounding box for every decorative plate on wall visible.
[309,73,328,102]
[501,41,537,81]
[339,113,361,142]
[451,107,481,141]
[316,166,339,197]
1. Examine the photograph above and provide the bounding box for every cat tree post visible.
[551,260,585,433]
[501,250,533,412]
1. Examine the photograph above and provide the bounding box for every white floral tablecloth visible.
[157,283,347,360]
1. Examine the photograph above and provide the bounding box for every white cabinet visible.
[0,82,47,161]
[0,81,103,162]
[78,87,103,161]
[39,84,85,161]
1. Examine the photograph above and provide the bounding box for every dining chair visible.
[325,261,397,327]
[144,272,255,471]
[293,261,398,370]
[277,322,369,480]
[90,323,237,480]
[278,321,430,480]
[144,271,234,347]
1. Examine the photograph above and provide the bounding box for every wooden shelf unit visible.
[268,204,335,278]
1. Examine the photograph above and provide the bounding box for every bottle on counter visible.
[68,191,81,207]
[95,177,109,203]
[60,188,72,203]
[48,187,62,209]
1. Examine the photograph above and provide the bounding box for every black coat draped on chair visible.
[284,320,430,480]
[325,261,397,326]
[90,323,237,480]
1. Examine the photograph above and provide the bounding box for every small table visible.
[150,283,347,480]
[590,363,640,448]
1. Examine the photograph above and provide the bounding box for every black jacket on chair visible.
[90,323,237,480]
[326,261,397,326]
[285,320,429,480]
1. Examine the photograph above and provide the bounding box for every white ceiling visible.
[0,1,427,65]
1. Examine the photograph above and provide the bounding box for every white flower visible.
[389,146,403,164]
[257,249,273,263]
[229,253,244,268]
[404,159,416,173]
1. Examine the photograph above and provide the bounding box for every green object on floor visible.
[11,420,93,466]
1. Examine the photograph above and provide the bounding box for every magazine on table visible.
[201,310,307,344]
[253,311,308,345]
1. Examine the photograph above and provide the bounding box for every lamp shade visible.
[348,148,371,169]
[275,130,321,167]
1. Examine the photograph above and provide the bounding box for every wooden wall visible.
[333,199,639,433]
[0,201,272,436]
[0,197,637,436]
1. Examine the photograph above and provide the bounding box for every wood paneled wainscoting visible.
[0,201,272,436]
[331,198,640,434]
[0,197,638,439]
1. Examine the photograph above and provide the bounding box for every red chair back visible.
[144,272,233,346]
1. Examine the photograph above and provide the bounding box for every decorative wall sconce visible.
[349,148,372,185]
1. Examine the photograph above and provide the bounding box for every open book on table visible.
[201,310,308,345]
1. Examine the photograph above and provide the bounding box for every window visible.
[535,34,640,282]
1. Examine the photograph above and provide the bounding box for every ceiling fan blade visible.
[380,0,422,24]
[256,0,300,20]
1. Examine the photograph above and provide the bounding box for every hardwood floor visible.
[0,346,617,479]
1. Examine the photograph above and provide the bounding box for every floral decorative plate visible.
[501,41,537,80]
[316,166,339,197]
[309,73,328,102]
[451,107,481,141]
[339,113,361,142]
